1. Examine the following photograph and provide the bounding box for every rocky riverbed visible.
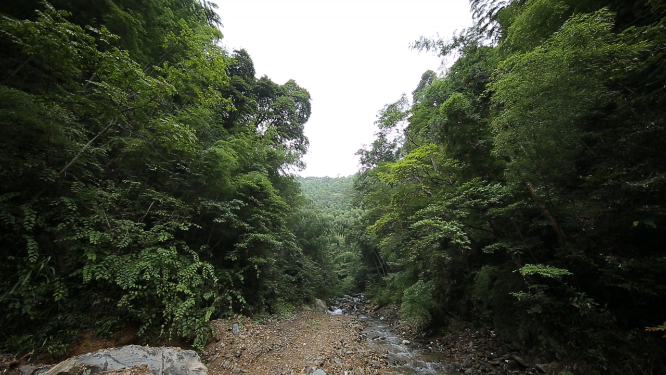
[362,304,551,375]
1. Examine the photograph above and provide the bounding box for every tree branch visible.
[31,117,116,204]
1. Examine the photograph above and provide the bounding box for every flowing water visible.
[326,295,456,374]
[360,316,457,375]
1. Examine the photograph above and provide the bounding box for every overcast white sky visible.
[211,0,473,177]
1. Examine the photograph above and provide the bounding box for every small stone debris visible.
[202,306,371,375]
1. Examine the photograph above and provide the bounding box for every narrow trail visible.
[203,311,372,375]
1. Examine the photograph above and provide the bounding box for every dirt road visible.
[203,311,381,375]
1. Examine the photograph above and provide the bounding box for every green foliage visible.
[518,264,572,278]
[353,1,666,373]
[491,9,650,190]
[273,302,296,320]
[297,176,366,296]
[298,176,356,215]
[501,0,571,52]
[0,0,319,356]
[400,280,436,329]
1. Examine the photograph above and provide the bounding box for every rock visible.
[232,324,240,335]
[354,368,364,375]
[314,299,327,313]
[42,346,207,375]
[401,340,410,345]
[99,364,153,375]
[19,365,37,375]
[313,370,327,375]
[505,359,519,370]
[482,363,495,372]
[510,354,529,367]
[34,366,53,375]
[42,357,78,375]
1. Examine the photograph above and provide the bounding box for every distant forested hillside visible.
[296,176,370,295]
[297,176,354,214]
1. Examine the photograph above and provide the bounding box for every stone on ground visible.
[42,346,206,375]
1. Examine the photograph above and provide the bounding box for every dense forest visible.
[349,0,666,373]
[297,176,367,294]
[0,0,332,354]
[1,0,665,374]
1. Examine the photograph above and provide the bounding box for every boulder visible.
[314,299,327,313]
[42,346,207,375]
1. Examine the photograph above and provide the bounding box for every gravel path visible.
[203,311,377,375]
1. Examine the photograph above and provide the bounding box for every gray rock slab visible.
[313,370,327,375]
[42,346,206,375]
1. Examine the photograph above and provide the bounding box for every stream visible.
[327,295,548,375]
[327,295,456,374]
[360,316,456,375]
